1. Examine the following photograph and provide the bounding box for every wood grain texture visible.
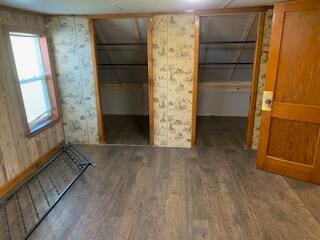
[196,116,247,149]
[257,0,320,184]
[0,6,45,17]
[267,119,319,165]
[88,19,105,144]
[0,8,65,187]
[245,12,265,149]
[147,17,155,145]
[272,103,320,124]
[28,140,320,240]
[191,15,200,147]
[273,9,320,106]
[85,6,272,20]
[0,141,64,198]
[103,115,149,145]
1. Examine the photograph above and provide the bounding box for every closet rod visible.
[96,41,256,46]
[201,40,256,44]
[99,63,147,66]
[97,43,147,46]
[98,63,253,66]
[200,62,253,65]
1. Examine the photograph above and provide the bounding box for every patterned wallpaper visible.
[153,15,195,148]
[47,17,99,144]
[46,13,270,148]
[252,10,273,149]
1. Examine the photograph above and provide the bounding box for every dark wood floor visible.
[196,116,247,148]
[104,115,149,145]
[29,117,320,240]
[103,115,245,147]
[0,146,90,240]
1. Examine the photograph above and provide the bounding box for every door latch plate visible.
[262,91,273,111]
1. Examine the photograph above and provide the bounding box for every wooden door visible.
[257,0,320,184]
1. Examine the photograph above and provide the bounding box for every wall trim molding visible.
[77,6,272,19]
[0,5,45,16]
[0,5,272,19]
[36,6,273,20]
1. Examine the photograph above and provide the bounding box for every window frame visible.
[5,26,60,138]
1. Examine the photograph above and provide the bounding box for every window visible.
[9,31,59,136]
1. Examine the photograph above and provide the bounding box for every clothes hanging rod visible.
[98,63,253,66]
[97,43,147,46]
[96,41,256,46]
[201,40,256,44]
[99,63,147,66]
[200,62,253,65]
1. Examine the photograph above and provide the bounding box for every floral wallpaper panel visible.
[46,13,267,148]
[47,17,99,144]
[153,15,195,148]
[252,10,273,149]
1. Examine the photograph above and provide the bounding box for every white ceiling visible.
[0,0,280,14]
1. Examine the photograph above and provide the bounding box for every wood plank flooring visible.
[196,116,247,148]
[28,117,320,240]
[0,146,91,240]
[104,115,149,145]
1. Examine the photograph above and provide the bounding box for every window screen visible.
[9,32,52,128]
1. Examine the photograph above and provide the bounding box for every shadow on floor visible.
[103,115,149,145]
[196,116,247,149]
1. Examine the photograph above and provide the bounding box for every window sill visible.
[25,116,60,138]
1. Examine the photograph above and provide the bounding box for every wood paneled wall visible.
[0,8,65,187]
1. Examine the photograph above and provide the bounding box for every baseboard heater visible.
[0,144,94,240]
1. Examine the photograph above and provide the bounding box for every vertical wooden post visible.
[88,19,105,144]
[191,15,200,147]
[245,12,265,149]
[147,17,155,145]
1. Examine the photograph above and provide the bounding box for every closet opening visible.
[195,12,260,148]
[94,18,152,145]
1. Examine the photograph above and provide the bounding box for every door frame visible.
[245,12,266,149]
[190,10,268,148]
[88,16,155,145]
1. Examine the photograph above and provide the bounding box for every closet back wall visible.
[101,89,149,115]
